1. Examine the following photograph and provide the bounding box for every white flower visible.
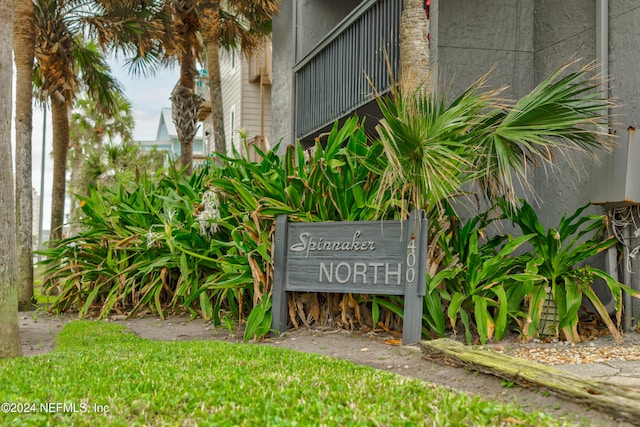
[166,208,176,223]
[197,188,221,236]
[146,224,164,248]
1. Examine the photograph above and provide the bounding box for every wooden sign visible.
[272,210,427,345]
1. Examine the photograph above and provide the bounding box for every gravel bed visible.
[482,331,640,365]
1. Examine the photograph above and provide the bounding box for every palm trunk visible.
[0,0,21,358]
[206,40,226,155]
[172,0,201,175]
[172,84,201,175]
[49,96,70,242]
[68,139,83,236]
[400,0,430,92]
[13,0,36,307]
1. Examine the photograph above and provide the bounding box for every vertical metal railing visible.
[294,0,402,140]
[195,73,210,103]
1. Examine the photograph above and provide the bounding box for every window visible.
[231,49,237,70]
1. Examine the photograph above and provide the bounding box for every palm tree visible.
[92,139,166,190]
[199,0,279,156]
[68,94,135,232]
[373,62,612,344]
[33,0,174,242]
[375,62,611,216]
[170,0,204,175]
[161,0,279,174]
[142,1,278,173]
[13,0,36,307]
[400,0,430,92]
[33,1,122,241]
[0,0,22,359]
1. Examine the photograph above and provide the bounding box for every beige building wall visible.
[201,40,273,159]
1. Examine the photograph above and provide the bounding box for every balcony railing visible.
[195,72,211,121]
[294,0,402,140]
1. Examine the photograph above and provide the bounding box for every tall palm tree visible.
[13,0,36,307]
[33,0,174,242]
[400,0,430,92]
[0,0,21,359]
[144,1,278,173]
[68,93,135,232]
[200,0,279,156]
[170,0,204,175]
[33,1,122,241]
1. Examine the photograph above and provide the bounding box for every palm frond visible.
[374,61,612,215]
[474,61,612,206]
[73,39,124,115]
[374,73,500,213]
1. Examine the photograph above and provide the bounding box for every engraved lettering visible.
[370,263,385,284]
[335,262,351,284]
[289,231,376,258]
[290,232,310,252]
[319,262,333,283]
[386,263,402,285]
[353,263,367,283]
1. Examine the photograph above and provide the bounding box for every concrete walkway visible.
[558,360,640,389]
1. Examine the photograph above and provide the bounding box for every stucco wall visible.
[527,0,597,229]
[526,2,640,224]
[295,0,362,60]
[272,0,363,152]
[271,0,294,151]
[609,5,640,131]
[436,0,534,100]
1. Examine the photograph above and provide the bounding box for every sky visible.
[29,58,179,233]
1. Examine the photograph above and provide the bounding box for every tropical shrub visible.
[374,61,611,216]
[206,117,399,339]
[40,62,623,344]
[372,62,615,343]
[503,199,640,343]
[425,209,545,344]
[40,118,405,340]
[39,165,240,321]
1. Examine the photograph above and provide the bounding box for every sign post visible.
[272,210,428,345]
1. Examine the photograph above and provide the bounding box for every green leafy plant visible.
[38,164,237,321]
[372,62,613,342]
[39,118,403,341]
[428,211,544,344]
[503,199,639,343]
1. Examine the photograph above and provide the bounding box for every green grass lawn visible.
[0,321,583,426]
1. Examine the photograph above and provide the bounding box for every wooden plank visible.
[401,209,427,345]
[421,338,640,423]
[271,211,428,345]
[284,220,406,295]
[271,215,289,336]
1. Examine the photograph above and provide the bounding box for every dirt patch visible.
[17,310,633,426]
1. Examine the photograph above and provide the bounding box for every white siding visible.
[241,63,272,148]
[220,47,242,155]
[206,41,274,158]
